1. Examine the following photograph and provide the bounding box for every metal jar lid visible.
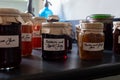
[88,14,113,19]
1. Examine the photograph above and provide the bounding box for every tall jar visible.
[32,17,46,49]
[87,14,113,50]
[20,13,33,56]
[113,21,120,54]
[0,8,22,69]
[42,22,68,60]
[79,22,104,60]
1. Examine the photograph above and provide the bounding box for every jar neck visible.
[81,29,103,33]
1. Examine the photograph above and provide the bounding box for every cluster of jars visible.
[0,8,46,70]
[0,8,73,70]
[76,14,120,60]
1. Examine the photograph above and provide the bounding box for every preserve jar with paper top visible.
[79,22,104,60]
[113,21,120,54]
[32,17,46,49]
[42,22,68,60]
[20,13,33,56]
[0,8,22,69]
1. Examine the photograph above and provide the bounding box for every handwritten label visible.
[0,36,19,48]
[32,31,41,38]
[22,33,32,41]
[44,38,65,51]
[83,42,104,51]
[118,36,120,44]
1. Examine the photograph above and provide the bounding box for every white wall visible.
[0,0,43,17]
[0,1,27,12]
[50,0,120,20]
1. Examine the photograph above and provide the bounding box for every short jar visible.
[42,22,68,60]
[32,17,46,49]
[79,22,104,60]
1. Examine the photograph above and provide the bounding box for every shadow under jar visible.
[42,22,68,60]
[0,8,22,70]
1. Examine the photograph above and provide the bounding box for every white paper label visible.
[44,38,65,51]
[32,31,41,38]
[118,36,120,44]
[0,35,19,48]
[22,33,32,41]
[83,42,104,51]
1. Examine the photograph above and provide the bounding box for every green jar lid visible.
[89,14,113,19]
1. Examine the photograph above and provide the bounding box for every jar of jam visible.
[113,21,120,54]
[0,8,22,69]
[76,20,89,48]
[32,17,46,49]
[87,14,114,50]
[42,22,68,60]
[20,13,33,56]
[64,22,73,52]
[79,22,104,60]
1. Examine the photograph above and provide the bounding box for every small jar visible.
[32,17,46,49]
[0,8,22,69]
[64,22,73,52]
[42,22,68,60]
[87,14,113,50]
[79,22,104,60]
[113,21,120,54]
[20,13,33,56]
[76,20,89,48]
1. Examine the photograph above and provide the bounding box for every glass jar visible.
[42,22,68,60]
[64,22,73,52]
[0,8,22,69]
[32,17,46,49]
[113,21,120,54]
[79,22,104,60]
[20,13,33,56]
[87,14,113,50]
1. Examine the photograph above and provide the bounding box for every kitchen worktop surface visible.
[1,43,120,80]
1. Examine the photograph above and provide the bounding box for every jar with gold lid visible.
[42,22,68,60]
[79,22,104,60]
[0,8,22,69]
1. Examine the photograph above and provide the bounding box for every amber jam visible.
[79,23,104,60]
[0,23,21,69]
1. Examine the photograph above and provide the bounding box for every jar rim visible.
[81,22,104,30]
